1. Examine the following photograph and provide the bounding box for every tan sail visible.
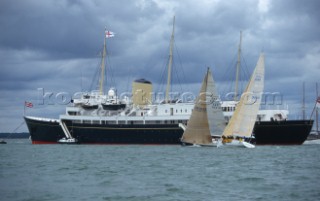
[181,68,224,145]
[223,53,265,138]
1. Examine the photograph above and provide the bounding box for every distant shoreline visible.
[0,132,30,139]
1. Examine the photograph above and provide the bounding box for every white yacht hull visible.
[181,139,218,147]
[217,140,255,148]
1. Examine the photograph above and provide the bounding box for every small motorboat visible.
[0,139,7,144]
[58,137,78,144]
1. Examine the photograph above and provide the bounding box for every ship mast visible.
[99,28,107,95]
[316,82,319,133]
[302,82,306,119]
[165,16,175,103]
[234,31,242,101]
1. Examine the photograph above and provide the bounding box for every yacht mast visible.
[165,16,175,103]
[234,31,242,101]
[99,28,108,95]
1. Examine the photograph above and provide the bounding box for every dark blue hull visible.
[24,117,313,145]
[253,120,313,145]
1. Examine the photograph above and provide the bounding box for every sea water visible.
[1,139,320,201]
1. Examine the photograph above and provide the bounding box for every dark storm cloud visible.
[0,0,164,59]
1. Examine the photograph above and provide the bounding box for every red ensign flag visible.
[25,101,33,108]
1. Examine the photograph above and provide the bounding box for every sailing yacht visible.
[217,53,265,148]
[181,68,226,147]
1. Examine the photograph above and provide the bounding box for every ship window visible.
[165,110,167,113]
[185,109,187,113]
[176,109,178,113]
[68,111,77,116]
[180,109,182,113]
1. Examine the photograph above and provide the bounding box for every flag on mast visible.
[317,96,320,107]
[105,30,115,38]
[25,101,33,108]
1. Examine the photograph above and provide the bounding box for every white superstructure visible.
[61,91,288,126]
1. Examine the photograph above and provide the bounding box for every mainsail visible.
[181,68,225,145]
[222,53,265,138]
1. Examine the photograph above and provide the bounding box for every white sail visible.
[181,68,225,145]
[206,70,226,136]
[222,53,265,138]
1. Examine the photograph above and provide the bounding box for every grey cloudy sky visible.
[0,0,319,132]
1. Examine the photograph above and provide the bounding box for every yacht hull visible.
[217,140,255,148]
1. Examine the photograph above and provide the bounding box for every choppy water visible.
[1,139,320,201]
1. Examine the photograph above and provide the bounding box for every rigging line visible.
[80,66,83,92]
[174,42,187,83]
[6,121,26,138]
[89,51,102,91]
[125,67,133,94]
[174,42,186,92]
[172,59,183,94]
[309,100,318,121]
[220,54,237,97]
[156,57,169,102]
[106,48,117,89]
[221,53,238,82]
[158,35,172,86]
[160,57,170,94]
[240,53,250,78]
[155,44,170,92]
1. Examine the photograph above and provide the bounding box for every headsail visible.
[222,53,265,138]
[206,70,226,136]
[181,68,225,145]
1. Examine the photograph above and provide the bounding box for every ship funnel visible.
[132,79,152,106]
